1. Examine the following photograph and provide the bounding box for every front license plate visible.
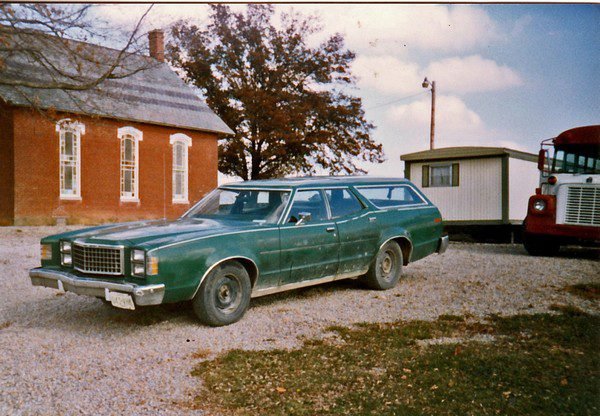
[108,292,135,310]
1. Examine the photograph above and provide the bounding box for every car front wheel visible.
[192,261,251,326]
[362,240,403,290]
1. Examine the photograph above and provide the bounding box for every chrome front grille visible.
[72,243,124,275]
[564,186,600,226]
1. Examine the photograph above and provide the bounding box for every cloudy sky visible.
[95,3,599,178]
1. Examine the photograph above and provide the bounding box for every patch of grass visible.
[192,311,600,416]
[565,283,600,301]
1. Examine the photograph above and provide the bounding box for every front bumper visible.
[437,235,449,254]
[29,268,165,306]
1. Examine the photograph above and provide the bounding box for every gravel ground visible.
[0,226,598,415]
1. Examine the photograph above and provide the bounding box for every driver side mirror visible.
[296,212,312,226]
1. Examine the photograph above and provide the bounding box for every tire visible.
[192,261,251,326]
[362,241,403,290]
[523,233,560,257]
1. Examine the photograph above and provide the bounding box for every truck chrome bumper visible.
[437,235,449,254]
[29,268,165,306]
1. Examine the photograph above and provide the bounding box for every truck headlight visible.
[533,200,546,211]
[41,244,53,261]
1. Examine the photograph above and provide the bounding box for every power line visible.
[366,90,428,111]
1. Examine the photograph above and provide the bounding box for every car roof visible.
[220,176,411,189]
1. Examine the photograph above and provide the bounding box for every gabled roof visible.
[0,31,233,135]
[400,146,537,163]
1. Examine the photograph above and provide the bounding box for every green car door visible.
[279,189,340,285]
[324,188,380,274]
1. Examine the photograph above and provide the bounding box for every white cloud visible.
[386,95,488,148]
[426,55,523,93]
[314,4,499,54]
[353,55,422,95]
[355,54,522,96]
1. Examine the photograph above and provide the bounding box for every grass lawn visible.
[191,307,599,416]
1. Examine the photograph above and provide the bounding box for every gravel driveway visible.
[1,226,598,415]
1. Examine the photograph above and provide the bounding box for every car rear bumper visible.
[437,235,449,254]
[29,267,165,306]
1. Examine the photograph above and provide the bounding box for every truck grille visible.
[72,243,124,275]
[564,186,600,226]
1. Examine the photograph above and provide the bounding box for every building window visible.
[422,163,460,188]
[56,119,85,200]
[170,133,192,203]
[118,127,143,202]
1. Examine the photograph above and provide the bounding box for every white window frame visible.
[118,126,143,202]
[170,133,192,204]
[56,119,85,200]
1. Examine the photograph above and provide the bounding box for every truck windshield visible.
[182,188,290,224]
[551,149,600,174]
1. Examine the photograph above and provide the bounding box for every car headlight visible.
[132,249,145,262]
[61,253,72,266]
[60,241,72,253]
[41,244,53,261]
[133,263,146,276]
[533,200,546,211]
[131,249,148,277]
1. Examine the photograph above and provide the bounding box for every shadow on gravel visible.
[7,297,199,333]
[456,243,600,260]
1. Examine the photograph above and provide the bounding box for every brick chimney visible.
[148,29,165,62]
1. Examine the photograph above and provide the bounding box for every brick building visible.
[0,30,232,225]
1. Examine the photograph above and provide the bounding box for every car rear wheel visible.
[192,261,251,326]
[362,241,403,290]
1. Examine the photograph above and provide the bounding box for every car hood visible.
[71,218,262,249]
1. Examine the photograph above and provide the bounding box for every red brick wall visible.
[0,102,15,225]
[12,107,218,225]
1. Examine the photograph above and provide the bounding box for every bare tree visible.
[0,3,156,114]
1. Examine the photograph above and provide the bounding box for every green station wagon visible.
[30,177,448,326]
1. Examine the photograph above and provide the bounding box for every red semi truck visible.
[523,125,600,256]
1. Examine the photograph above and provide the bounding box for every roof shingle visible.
[0,32,234,135]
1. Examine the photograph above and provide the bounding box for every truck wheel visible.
[192,261,251,326]
[523,233,560,256]
[362,241,403,290]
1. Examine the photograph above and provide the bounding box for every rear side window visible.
[357,185,424,208]
[325,188,364,218]
[287,190,328,223]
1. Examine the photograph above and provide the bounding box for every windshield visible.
[182,188,290,224]
[551,149,600,174]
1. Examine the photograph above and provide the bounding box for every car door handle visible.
[369,217,377,222]
[326,227,336,232]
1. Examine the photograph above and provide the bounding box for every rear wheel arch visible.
[380,236,412,266]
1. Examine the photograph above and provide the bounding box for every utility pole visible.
[422,77,436,150]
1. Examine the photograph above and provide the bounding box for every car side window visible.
[287,190,328,223]
[356,185,424,208]
[325,188,364,218]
